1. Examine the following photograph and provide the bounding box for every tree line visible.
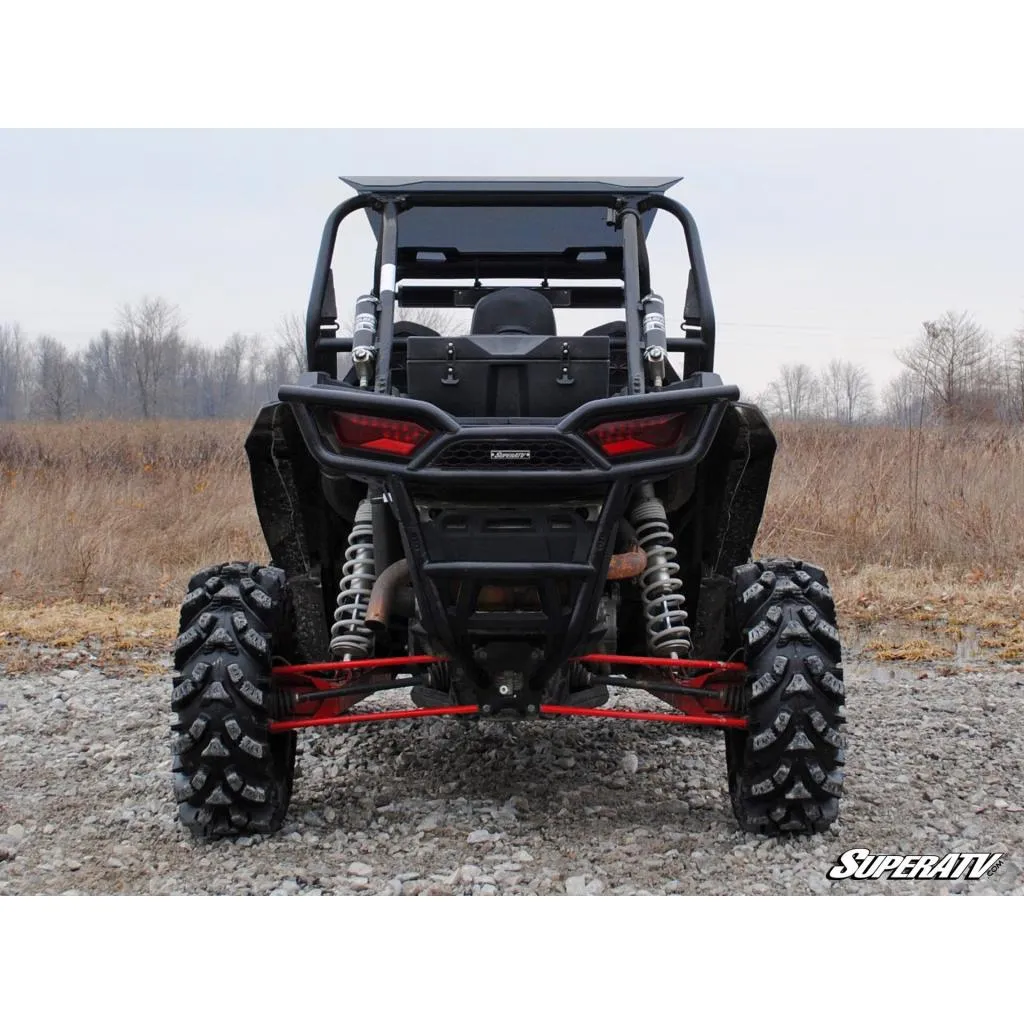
[0,299,307,421]
[1,301,1021,424]
[758,310,1024,426]
[0,300,468,422]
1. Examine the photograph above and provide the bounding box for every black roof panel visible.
[341,177,682,256]
[341,176,681,194]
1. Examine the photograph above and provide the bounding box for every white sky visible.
[2,3,1022,400]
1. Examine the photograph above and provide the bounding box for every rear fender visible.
[680,402,777,659]
[701,402,777,575]
[245,402,358,663]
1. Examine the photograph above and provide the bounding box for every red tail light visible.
[585,412,690,457]
[331,412,432,457]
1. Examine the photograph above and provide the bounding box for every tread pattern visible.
[726,558,846,835]
[171,562,296,838]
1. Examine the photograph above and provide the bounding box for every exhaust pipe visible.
[607,543,647,581]
[365,558,410,631]
[365,544,646,630]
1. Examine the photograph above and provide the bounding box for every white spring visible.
[329,499,376,657]
[631,498,692,657]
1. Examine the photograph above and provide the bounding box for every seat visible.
[583,320,627,339]
[470,287,556,336]
[393,320,440,337]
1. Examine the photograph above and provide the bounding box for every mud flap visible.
[245,402,350,663]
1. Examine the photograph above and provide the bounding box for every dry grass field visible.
[0,420,257,604]
[1,418,1023,665]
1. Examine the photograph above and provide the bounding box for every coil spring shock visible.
[329,498,376,658]
[629,487,692,658]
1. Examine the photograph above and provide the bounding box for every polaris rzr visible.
[171,177,846,839]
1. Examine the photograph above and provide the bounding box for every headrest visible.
[470,287,557,336]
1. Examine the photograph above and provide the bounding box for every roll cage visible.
[303,177,718,386]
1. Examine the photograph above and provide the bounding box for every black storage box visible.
[405,335,610,418]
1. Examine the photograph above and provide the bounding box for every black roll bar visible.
[373,201,399,395]
[638,194,717,372]
[305,189,718,376]
[620,208,645,395]
[306,192,376,374]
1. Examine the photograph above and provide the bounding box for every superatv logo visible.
[490,449,531,461]
[826,848,1004,881]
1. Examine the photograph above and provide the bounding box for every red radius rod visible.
[267,652,749,733]
[271,652,748,677]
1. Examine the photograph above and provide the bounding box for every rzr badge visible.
[490,450,531,461]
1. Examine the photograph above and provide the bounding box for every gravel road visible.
[2,654,1022,895]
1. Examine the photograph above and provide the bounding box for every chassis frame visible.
[260,180,771,728]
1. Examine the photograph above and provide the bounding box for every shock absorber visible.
[629,484,692,658]
[641,293,668,389]
[329,498,376,658]
[351,294,377,389]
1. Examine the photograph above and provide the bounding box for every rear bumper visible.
[279,374,739,705]
[279,373,738,485]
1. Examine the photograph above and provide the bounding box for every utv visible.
[171,177,846,839]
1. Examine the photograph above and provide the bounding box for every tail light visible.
[331,411,433,457]
[585,411,691,457]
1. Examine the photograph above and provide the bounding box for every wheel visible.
[725,558,846,835]
[171,561,297,838]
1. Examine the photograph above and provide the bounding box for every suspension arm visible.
[266,653,750,731]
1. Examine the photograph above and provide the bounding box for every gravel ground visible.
[1,653,1023,895]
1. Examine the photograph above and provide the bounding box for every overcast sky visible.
[2,129,1022,398]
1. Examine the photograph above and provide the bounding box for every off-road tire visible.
[725,558,846,835]
[171,562,297,838]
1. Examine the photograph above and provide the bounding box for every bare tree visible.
[213,332,254,415]
[275,313,307,377]
[116,297,186,418]
[0,322,29,420]
[119,299,186,417]
[395,306,468,336]
[176,343,213,419]
[763,362,819,420]
[897,311,995,422]
[840,361,873,422]
[816,359,872,422]
[882,369,925,427]
[999,325,1024,422]
[33,335,79,420]
[259,344,297,403]
[82,329,130,417]
[338,305,468,339]
[818,359,844,421]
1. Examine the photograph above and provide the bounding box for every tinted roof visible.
[341,177,681,255]
[341,177,681,193]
